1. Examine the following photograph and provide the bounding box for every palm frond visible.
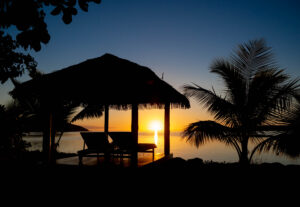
[253,102,300,158]
[183,83,237,126]
[255,133,300,158]
[274,105,300,158]
[255,77,299,126]
[231,38,275,80]
[182,120,236,147]
[210,58,246,106]
[71,104,104,122]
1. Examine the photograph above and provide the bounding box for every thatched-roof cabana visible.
[13,54,189,108]
[12,54,190,165]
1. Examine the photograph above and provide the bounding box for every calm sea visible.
[24,132,300,165]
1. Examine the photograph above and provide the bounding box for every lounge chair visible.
[78,132,113,165]
[109,132,157,160]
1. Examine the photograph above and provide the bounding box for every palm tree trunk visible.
[50,113,56,165]
[239,137,250,166]
[42,112,51,164]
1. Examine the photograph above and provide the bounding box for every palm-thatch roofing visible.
[11,54,190,109]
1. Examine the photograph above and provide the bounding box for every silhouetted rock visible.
[158,157,187,168]
[258,162,284,169]
[186,158,204,168]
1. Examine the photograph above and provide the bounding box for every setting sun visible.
[149,120,163,131]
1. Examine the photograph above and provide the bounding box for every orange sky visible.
[73,100,213,133]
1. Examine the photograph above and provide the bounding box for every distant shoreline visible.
[24,131,183,136]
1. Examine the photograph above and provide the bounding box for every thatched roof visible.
[11,54,190,109]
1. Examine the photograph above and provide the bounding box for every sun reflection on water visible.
[154,130,158,145]
[149,120,162,146]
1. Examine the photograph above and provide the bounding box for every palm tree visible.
[54,103,104,150]
[0,101,32,160]
[182,39,299,165]
[24,100,104,152]
[8,87,104,162]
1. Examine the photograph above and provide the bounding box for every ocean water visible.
[23,132,300,165]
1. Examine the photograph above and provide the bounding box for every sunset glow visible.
[73,106,210,133]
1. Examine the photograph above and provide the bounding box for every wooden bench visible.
[109,132,157,160]
[78,132,113,165]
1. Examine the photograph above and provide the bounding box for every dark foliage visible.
[0,0,101,51]
[0,31,37,84]
[0,103,31,160]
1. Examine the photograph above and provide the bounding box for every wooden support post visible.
[42,111,53,165]
[42,113,50,164]
[50,113,56,164]
[104,105,109,137]
[164,103,170,156]
[131,103,138,166]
